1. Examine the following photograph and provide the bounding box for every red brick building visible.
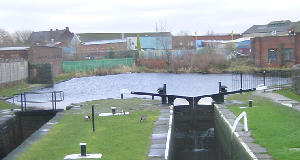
[78,40,127,59]
[28,46,63,77]
[251,33,300,67]
[195,34,242,41]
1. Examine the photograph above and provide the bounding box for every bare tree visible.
[0,29,14,47]
[156,21,172,66]
[13,30,32,46]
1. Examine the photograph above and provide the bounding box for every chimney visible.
[66,27,69,31]
[50,29,53,32]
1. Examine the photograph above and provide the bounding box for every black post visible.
[92,105,95,132]
[20,93,23,112]
[263,70,266,86]
[219,82,222,93]
[121,93,123,99]
[240,72,243,89]
[152,95,154,100]
[80,143,87,156]
[54,91,57,110]
[24,93,27,111]
[51,92,54,110]
[162,84,167,104]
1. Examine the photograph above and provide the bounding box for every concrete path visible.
[255,90,300,111]
[148,104,172,160]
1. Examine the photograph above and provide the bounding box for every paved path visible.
[255,90,300,111]
[148,104,172,160]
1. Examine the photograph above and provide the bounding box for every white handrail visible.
[232,111,248,133]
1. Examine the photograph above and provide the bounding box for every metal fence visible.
[232,70,292,90]
[62,58,135,72]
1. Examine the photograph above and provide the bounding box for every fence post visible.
[24,92,27,111]
[240,72,243,89]
[21,93,23,112]
[219,82,222,93]
[263,70,266,86]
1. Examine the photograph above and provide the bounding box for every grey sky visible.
[0,0,299,35]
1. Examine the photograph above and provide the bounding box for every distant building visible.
[28,46,63,77]
[172,36,196,50]
[78,39,127,59]
[243,20,299,37]
[251,33,300,67]
[29,27,80,59]
[77,32,172,51]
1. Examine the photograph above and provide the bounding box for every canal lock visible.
[173,104,224,160]
[0,110,57,159]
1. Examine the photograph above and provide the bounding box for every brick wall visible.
[0,50,28,59]
[28,46,63,76]
[251,35,298,67]
[78,42,127,53]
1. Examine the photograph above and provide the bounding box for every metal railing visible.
[12,91,64,111]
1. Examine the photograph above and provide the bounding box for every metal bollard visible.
[121,93,123,99]
[80,143,87,156]
[249,100,253,107]
[111,107,116,114]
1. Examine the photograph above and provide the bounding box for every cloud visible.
[0,0,299,34]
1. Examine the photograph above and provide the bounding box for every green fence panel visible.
[63,58,135,73]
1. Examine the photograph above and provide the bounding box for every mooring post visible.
[80,143,87,156]
[219,82,222,93]
[121,93,123,99]
[249,100,253,107]
[152,95,154,100]
[92,105,95,132]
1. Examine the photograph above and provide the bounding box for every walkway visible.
[255,89,300,111]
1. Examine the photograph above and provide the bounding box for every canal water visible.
[8,73,234,109]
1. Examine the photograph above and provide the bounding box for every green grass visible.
[17,99,160,160]
[227,93,300,160]
[0,83,46,98]
[54,72,76,83]
[275,88,300,103]
[0,100,18,110]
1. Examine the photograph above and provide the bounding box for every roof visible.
[29,28,74,44]
[83,39,126,45]
[294,21,300,32]
[243,20,294,34]
[77,32,172,42]
[0,47,30,51]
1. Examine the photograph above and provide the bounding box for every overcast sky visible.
[0,0,299,35]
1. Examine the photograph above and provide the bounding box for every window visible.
[282,48,293,61]
[268,48,277,62]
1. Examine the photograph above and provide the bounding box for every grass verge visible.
[226,92,300,160]
[17,99,160,160]
[275,88,300,103]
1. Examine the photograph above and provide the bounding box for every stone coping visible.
[215,103,273,160]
